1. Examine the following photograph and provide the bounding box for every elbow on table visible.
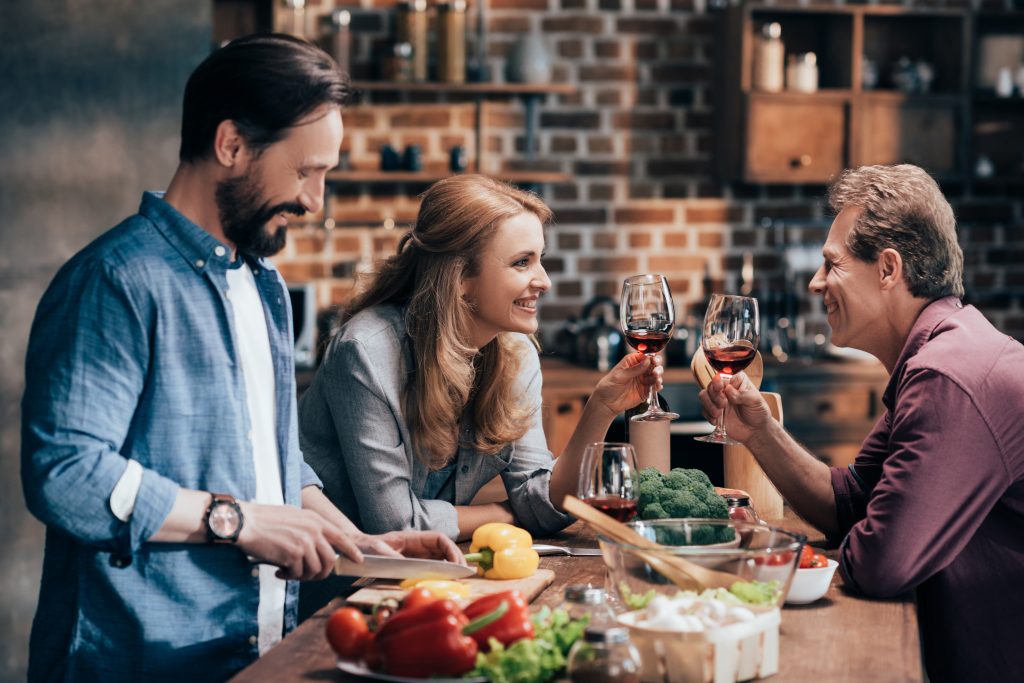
[842,553,919,599]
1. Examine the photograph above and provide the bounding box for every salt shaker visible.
[718,488,760,524]
[567,627,642,683]
[558,585,617,631]
[752,22,784,93]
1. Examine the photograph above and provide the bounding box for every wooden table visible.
[230,518,921,683]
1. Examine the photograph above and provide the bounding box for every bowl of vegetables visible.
[785,545,838,605]
[597,519,806,611]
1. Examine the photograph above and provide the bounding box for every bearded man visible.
[21,34,460,683]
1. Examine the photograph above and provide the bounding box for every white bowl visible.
[785,558,838,604]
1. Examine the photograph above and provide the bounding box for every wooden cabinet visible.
[716,5,971,184]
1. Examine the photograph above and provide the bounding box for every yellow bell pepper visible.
[397,578,471,600]
[464,522,540,580]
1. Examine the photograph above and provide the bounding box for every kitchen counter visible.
[228,514,921,683]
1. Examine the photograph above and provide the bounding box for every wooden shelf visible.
[747,89,853,102]
[326,170,572,184]
[351,81,576,96]
[861,90,966,104]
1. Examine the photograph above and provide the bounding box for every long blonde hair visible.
[347,175,553,469]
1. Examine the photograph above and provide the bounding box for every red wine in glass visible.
[585,495,639,522]
[624,330,671,355]
[705,342,757,376]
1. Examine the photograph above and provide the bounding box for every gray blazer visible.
[299,304,573,540]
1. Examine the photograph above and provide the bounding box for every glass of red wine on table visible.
[620,273,679,422]
[578,442,640,523]
[695,293,760,445]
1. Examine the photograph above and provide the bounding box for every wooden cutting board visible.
[345,569,555,611]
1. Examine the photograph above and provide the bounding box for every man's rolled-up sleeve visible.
[21,261,178,557]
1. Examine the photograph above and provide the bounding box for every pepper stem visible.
[462,600,510,635]
[463,548,494,571]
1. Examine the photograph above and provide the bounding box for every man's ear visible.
[878,248,903,291]
[212,120,247,168]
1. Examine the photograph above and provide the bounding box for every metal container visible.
[436,1,466,83]
[395,0,428,82]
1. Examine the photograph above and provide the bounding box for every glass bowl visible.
[597,518,806,610]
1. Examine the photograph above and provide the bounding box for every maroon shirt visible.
[830,296,1024,683]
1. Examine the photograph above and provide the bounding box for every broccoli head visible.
[635,467,732,544]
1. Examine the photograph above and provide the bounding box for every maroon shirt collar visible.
[881,295,964,410]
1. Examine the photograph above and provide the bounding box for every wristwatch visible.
[204,492,244,544]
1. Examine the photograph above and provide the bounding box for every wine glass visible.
[620,274,679,422]
[578,442,640,523]
[695,293,760,445]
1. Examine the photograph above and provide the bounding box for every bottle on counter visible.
[395,0,428,82]
[567,627,642,683]
[717,487,761,524]
[321,10,351,77]
[436,0,467,83]
[625,400,670,473]
[752,22,784,93]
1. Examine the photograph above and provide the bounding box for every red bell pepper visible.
[463,590,535,650]
[373,599,478,678]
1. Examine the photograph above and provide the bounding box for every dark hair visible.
[179,33,351,162]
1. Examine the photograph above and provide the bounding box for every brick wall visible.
[273,0,1024,345]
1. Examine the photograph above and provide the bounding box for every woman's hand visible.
[588,352,664,418]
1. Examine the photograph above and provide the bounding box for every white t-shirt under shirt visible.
[225,260,287,654]
[108,258,287,655]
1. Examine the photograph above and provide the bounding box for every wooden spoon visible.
[563,496,741,591]
[690,347,764,391]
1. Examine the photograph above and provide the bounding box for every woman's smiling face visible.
[461,211,551,348]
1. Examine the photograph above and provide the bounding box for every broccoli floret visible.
[635,467,733,544]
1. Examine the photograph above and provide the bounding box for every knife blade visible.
[333,554,477,580]
[531,544,603,557]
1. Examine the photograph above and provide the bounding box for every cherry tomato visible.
[812,553,829,568]
[326,607,370,660]
[753,550,793,566]
[799,545,816,569]
[402,586,442,612]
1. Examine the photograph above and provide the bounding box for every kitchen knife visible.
[531,544,603,557]
[333,554,477,579]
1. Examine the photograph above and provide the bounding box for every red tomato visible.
[799,545,816,569]
[326,607,370,660]
[402,587,440,612]
[754,550,793,566]
[812,553,829,568]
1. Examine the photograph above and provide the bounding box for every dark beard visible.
[215,167,305,258]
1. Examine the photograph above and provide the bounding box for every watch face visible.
[210,503,240,538]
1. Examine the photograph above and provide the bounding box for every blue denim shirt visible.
[21,192,322,683]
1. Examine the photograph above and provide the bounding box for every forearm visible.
[301,485,362,535]
[548,398,618,512]
[745,420,838,536]
[455,502,514,541]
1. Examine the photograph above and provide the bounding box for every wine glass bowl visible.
[578,442,641,523]
[695,294,760,445]
[621,274,680,422]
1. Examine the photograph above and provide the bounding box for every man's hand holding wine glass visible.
[698,371,777,445]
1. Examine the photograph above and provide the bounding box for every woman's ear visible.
[877,248,903,291]
[212,120,246,168]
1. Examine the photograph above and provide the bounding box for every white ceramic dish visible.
[785,558,839,605]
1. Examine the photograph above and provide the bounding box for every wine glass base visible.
[694,432,742,445]
[630,411,679,423]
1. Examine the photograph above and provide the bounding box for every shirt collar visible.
[139,191,273,275]
[882,295,964,407]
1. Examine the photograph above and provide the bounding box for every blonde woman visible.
[299,175,660,543]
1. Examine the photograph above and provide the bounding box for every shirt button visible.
[252,268,259,275]
[251,567,260,578]
[195,259,205,268]
[214,246,226,257]
[248,635,258,647]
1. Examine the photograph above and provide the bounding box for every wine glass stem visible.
[646,354,659,411]
[713,372,732,437]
